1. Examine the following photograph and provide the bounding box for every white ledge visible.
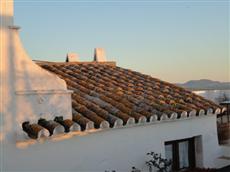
[181,111,188,119]
[126,118,135,126]
[215,108,221,115]
[113,119,123,128]
[15,90,73,95]
[138,116,147,124]
[149,115,158,122]
[170,112,178,120]
[160,114,169,121]
[15,113,216,147]
[100,121,110,129]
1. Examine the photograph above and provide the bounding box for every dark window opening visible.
[165,137,196,171]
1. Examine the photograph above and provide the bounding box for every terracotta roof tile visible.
[19,62,223,139]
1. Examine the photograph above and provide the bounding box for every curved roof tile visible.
[36,62,222,131]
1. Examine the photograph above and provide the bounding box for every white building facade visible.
[2,114,230,171]
[1,0,230,171]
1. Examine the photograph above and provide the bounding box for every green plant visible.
[145,152,172,172]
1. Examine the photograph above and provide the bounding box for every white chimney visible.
[66,53,79,62]
[94,48,107,62]
[0,0,72,142]
[0,0,14,27]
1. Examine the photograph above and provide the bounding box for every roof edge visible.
[34,60,117,67]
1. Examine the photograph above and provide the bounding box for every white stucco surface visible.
[2,115,229,171]
[0,0,72,141]
[194,90,230,104]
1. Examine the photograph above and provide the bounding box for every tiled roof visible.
[22,61,223,139]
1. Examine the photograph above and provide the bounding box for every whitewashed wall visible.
[2,115,228,172]
[15,90,73,134]
[0,0,72,142]
[194,90,230,104]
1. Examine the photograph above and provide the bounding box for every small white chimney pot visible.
[94,48,107,62]
[66,53,79,62]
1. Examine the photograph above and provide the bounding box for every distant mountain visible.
[176,79,230,90]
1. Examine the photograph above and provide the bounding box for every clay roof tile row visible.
[19,62,224,139]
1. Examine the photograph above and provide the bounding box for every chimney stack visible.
[66,53,79,62]
[0,0,73,142]
[94,48,107,62]
[0,0,14,27]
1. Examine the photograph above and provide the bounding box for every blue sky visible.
[14,0,229,83]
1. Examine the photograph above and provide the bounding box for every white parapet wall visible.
[0,0,72,142]
[2,115,228,171]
